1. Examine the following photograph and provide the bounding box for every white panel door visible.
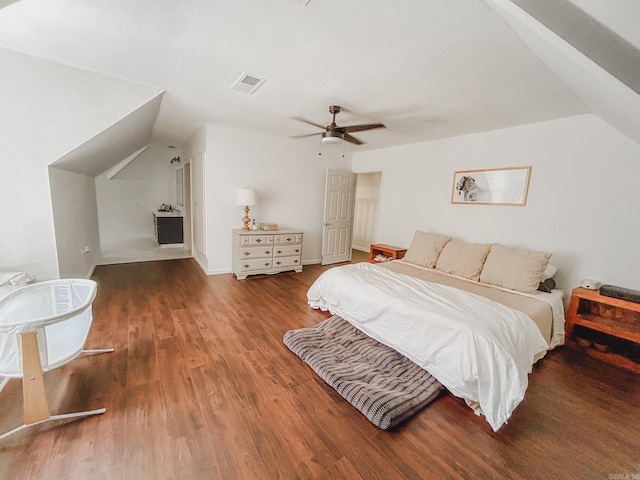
[321,170,355,265]
[192,152,206,256]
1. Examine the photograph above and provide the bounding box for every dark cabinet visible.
[153,213,184,245]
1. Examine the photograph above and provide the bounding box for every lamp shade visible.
[236,188,258,206]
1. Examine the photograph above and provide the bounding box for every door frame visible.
[352,168,385,252]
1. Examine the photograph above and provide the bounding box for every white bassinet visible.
[0,279,112,440]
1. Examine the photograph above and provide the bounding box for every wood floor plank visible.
[123,379,171,479]
[315,456,366,480]
[0,257,639,480]
[127,314,158,387]
[238,397,317,479]
[156,336,206,439]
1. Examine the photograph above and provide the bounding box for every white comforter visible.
[307,262,549,431]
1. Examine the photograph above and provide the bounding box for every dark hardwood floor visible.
[1,256,639,479]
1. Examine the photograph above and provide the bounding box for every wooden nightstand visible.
[369,244,407,264]
[566,287,640,374]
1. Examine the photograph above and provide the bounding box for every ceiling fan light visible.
[321,131,342,144]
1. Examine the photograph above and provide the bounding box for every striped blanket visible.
[283,315,443,430]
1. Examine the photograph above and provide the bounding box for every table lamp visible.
[236,188,258,230]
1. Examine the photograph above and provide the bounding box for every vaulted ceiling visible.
[0,0,638,171]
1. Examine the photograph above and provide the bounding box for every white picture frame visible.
[451,166,532,206]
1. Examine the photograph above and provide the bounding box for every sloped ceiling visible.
[50,92,164,176]
[491,0,640,146]
[0,0,638,165]
[511,0,640,94]
[0,0,19,9]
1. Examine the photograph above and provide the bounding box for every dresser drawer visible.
[240,246,273,259]
[274,234,301,245]
[239,258,273,272]
[273,245,302,257]
[272,256,301,268]
[240,235,273,246]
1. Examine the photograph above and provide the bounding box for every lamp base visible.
[242,205,251,230]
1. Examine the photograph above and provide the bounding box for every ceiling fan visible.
[293,105,386,145]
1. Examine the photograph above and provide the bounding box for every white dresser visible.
[232,229,304,280]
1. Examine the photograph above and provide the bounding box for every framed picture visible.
[451,166,531,206]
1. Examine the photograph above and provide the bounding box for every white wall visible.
[353,113,640,294]
[181,126,207,269]
[48,167,101,278]
[184,123,351,275]
[0,48,158,280]
[95,144,182,243]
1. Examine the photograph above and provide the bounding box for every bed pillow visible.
[538,264,558,292]
[402,230,451,269]
[541,263,557,281]
[435,241,492,281]
[479,244,552,294]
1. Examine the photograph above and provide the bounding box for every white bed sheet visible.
[307,262,549,431]
[393,260,566,349]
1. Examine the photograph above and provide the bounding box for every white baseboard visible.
[302,258,322,265]
[85,263,97,279]
[205,268,233,276]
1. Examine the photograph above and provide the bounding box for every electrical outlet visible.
[82,246,90,254]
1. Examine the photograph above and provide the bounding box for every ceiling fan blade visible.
[342,123,386,133]
[343,133,364,145]
[291,116,326,130]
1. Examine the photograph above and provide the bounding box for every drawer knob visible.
[294,260,299,264]
[265,250,270,254]
[265,262,270,267]
[295,249,300,253]
[286,237,292,241]
[244,264,250,268]
[277,250,282,254]
[255,238,262,243]
[276,261,281,265]
[244,252,250,256]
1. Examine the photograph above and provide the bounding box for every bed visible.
[299,231,565,431]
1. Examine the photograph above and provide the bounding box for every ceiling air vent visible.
[231,72,266,95]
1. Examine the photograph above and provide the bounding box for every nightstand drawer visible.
[240,246,273,259]
[272,256,301,268]
[239,258,273,272]
[273,245,302,257]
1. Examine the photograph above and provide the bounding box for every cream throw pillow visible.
[403,231,451,269]
[479,244,552,294]
[435,241,492,281]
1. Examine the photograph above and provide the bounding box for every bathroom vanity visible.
[153,211,184,245]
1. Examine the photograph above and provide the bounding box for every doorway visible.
[352,171,382,253]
